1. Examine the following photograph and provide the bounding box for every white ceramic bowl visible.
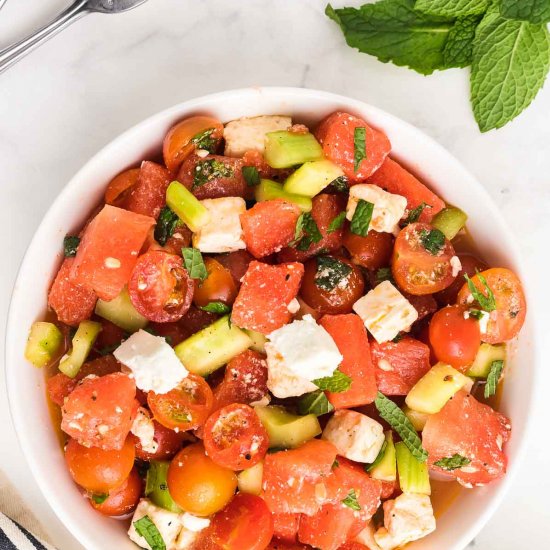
[6,87,536,550]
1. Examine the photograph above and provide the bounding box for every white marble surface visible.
[1,1,549,548]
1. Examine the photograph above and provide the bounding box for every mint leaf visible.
[326,0,456,75]
[443,15,481,68]
[133,516,166,550]
[200,302,231,314]
[242,166,261,187]
[350,199,374,237]
[375,392,428,462]
[471,8,550,132]
[292,212,323,251]
[91,493,108,504]
[191,128,218,153]
[327,211,346,233]
[365,439,388,472]
[419,228,446,254]
[63,235,80,257]
[182,247,208,280]
[485,359,504,398]
[403,202,430,225]
[315,256,352,291]
[330,175,349,192]
[376,267,394,284]
[155,206,180,246]
[298,390,335,416]
[313,369,352,393]
[342,489,362,511]
[194,158,233,188]
[499,0,550,25]
[434,453,471,470]
[354,127,367,172]
[415,0,488,17]
[464,272,496,312]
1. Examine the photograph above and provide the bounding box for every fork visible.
[0,0,148,74]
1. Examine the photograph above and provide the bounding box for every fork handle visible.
[0,0,89,74]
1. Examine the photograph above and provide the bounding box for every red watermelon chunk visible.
[319,314,377,408]
[126,161,171,219]
[366,158,445,223]
[371,336,431,396]
[241,200,302,259]
[423,390,511,487]
[48,257,97,326]
[315,112,391,183]
[231,261,304,334]
[272,513,301,543]
[70,205,155,301]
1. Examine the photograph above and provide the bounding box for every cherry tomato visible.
[342,225,394,270]
[167,443,237,516]
[193,257,238,308]
[210,493,274,550]
[104,168,140,207]
[216,250,254,288]
[300,255,364,315]
[392,223,456,295]
[94,320,125,352]
[429,305,481,371]
[134,419,184,461]
[90,467,142,516]
[163,116,224,172]
[203,404,269,471]
[457,267,526,344]
[65,437,135,493]
[148,373,214,431]
[128,251,194,322]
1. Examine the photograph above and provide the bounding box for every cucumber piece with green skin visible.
[395,442,431,495]
[255,179,312,212]
[255,406,321,449]
[25,322,63,368]
[405,362,472,415]
[174,316,252,377]
[264,131,324,169]
[237,461,263,496]
[402,405,430,432]
[467,343,506,378]
[283,159,344,197]
[59,321,102,378]
[244,329,267,354]
[369,431,397,482]
[145,460,182,513]
[95,286,148,333]
[166,181,210,232]
[431,207,467,240]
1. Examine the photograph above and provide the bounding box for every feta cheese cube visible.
[346,184,407,233]
[128,499,182,550]
[353,281,418,343]
[374,493,436,550]
[181,513,210,533]
[114,330,188,394]
[322,410,385,463]
[192,197,246,253]
[450,255,462,277]
[131,407,158,454]
[354,522,382,550]
[224,115,292,157]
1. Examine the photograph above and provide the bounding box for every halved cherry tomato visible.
[457,267,526,344]
[210,493,274,550]
[300,256,364,315]
[429,305,480,371]
[104,168,140,207]
[392,223,456,295]
[90,466,142,516]
[134,419,184,461]
[203,404,269,471]
[193,257,238,308]
[128,251,194,322]
[163,116,224,172]
[167,443,237,516]
[148,373,214,431]
[65,437,135,493]
[342,225,394,270]
[216,250,254,288]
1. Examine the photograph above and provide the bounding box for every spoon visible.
[0,0,148,74]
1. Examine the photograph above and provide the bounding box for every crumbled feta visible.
[346,184,407,233]
[195,148,209,158]
[250,395,271,407]
[450,255,462,277]
[104,257,121,269]
[355,522,382,550]
[287,298,300,314]
[131,407,158,454]
[180,513,210,533]
[192,197,246,253]
[114,330,188,394]
[128,500,182,550]
[353,281,418,343]
[223,115,292,157]
[478,310,491,334]
[322,410,385,463]
[374,493,436,550]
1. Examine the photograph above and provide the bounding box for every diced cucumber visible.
[95,286,148,333]
[395,442,431,495]
[255,406,321,449]
[24,322,63,368]
[402,405,430,432]
[245,329,267,354]
[145,460,182,513]
[174,316,252,377]
[405,362,471,415]
[369,431,397,482]
[467,343,506,378]
[166,181,210,232]
[237,461,264,496]
[283,159,344,197]
[264,131,324,169]
[255,179,312,212]
[58,320,102,378]
[431,207,467,240]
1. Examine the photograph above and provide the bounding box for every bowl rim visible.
[5,86,539,550]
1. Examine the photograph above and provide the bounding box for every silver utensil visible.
[0,0,148,74]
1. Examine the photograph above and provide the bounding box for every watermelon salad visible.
[25,111,526,550]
